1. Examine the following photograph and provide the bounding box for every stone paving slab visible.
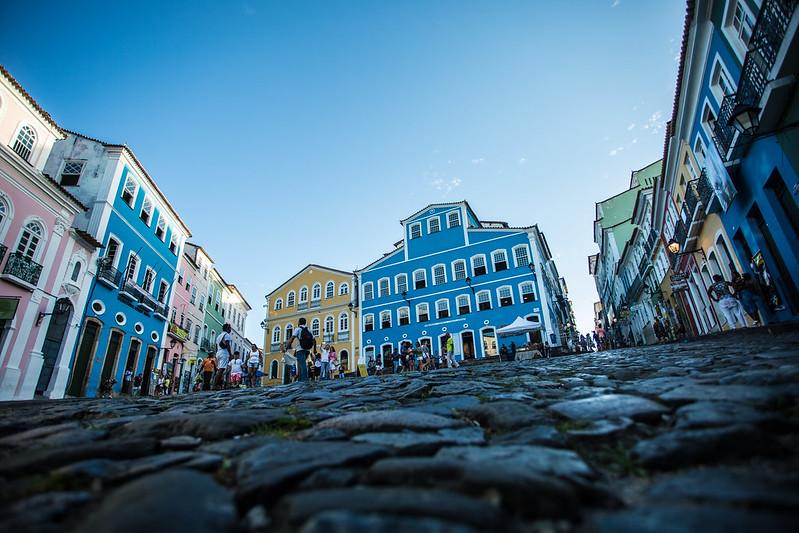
[0,327,798,531]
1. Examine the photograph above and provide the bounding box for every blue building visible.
[44,132,191,396]
[655,0,799,333]
[356,202,570,364]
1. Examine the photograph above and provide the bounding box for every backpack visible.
[298,326,315,350]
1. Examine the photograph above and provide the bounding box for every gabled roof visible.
[0,65,64,134]
[400,200,479,225]
[356,246,404,274]
[66,130,192,237]
[226,284,252,310]
[266,264,353,297]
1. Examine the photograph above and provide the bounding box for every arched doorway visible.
[140,346,157,395]
[98,329,124,393]
[460,331,475,359]
[67,318,101,397]
[121,339,141,394]
[36,298,73,396]
[270,360,278,379]
[480,327,498,357]
[339,349,349,372]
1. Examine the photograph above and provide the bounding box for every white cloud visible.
[471,158,484,165]
[609,146,624,156]
[518,157,527,165]
[611,0,620,7]
[627,123,635,131]
[431,177,462,196]
[631,138,638,144]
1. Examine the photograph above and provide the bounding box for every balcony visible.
[637,253,650,279]
[0,244,7,265]
[200,338,212,352]
[1,252,43,290]
[168,322,189,342]
[270,343,281,352]
[120,279,140,301]
[712,0,797,160]
[310,299,321,309]
[97,262,122,288]
[298,302,308,311]
[673,218,688,250]
[338,331,350,341]
[137,291,158,313]
[153,302,169,321]
[324,333,334,342]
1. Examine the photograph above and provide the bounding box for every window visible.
[413,269,427,289]
[710,59,735,103]
[285,324,294,340]
[169,232,179,255]
[513,245,530,268]
[363,282,374,300]
[287,291,296,307]
[122,176,138,207]
[428,216,441,234]
[142,268,155,292]
[432,264,446,285]
[272,326,280,344]
[380,310,392,329]
[416,302,429,322]
[339,282,349,296]
[398,307,410,325]
[457,294,471,315]
[409,222,422,239]
[476,290,492,311]
[0,197,7,234]
[364,314,374,332]
[520,281,536,303]
[378,278,390,297]
[12,126,36,161]
[339,313,349,332]
[325,315,334,334]
[492,250,508,272]
[70,261,82,282]
[155,216,166,240]
[274,298,283,310]
[157,281,169,303]
[436,299,450,319]
[199,296,204,312]
[311,318,320,336]
[312,283,321,301]
[732,1,754,46]
[452,260,467,281]
[694,136,706,166]
[447,211,461,228]
[701,102,717,140]
[16,221,43,259]
[194,326,201,344]
[497,286,513,307]
[325,281,335,299]
[60,160,84,186]
[140,197,153,226]
[395,274,408,294]
[299,286,308,303]
[472,254,487,276]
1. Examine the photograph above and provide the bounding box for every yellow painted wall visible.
[262,266,357,382]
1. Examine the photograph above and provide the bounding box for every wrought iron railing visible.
[324,333,334,342]
[684,180,700,217]
[2,252,43,287]
[646,229,658,254]
[152,301,169,319]
[338,331,350,341]
[97,262,122,287]
[712,0,798,159]
[673,218,688,250]
[638,253,650,278]
[200,338,212,352]
[270,343,281,352]
[697,169,717,212]
[0,244,7,265]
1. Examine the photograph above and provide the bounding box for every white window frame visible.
[121,175,139,208]
[274,298,283,310]
[432,263,447,286]
[413,269,427,289]
[311,318,321,337]
[497,285,514,307]
[397,306,411,326]
[338,312,349,332]
[287,290,296,307]
[325,281,335,299]
[157,280,170,303]
[476,290,492,311]
[272,326,281,344]
[339,282,349,296]
[395,273,408,294]
[409,222,422,239]
[427,216,441,234]
[285,323,294,340]
[11,124,36,162]
[312,282,322,301]
[140,196,154,226]
[491,249,509,272]
[363,313,375,332]
[519,281,536,303]
[14,219,46,261]
[471,254,488,276]
[362,282,374,300]
[143,266,156,293]
[155,215,167,241]
[709,54,736,105]
[299,285,309,303]
[447,210,461,228]
[456,294,471,315]
[512,244,530,268]
[435,298,450,319]
[324,315,335,334]
[722,0,755,61]
[380,310,392,329]
[451,259,467,281]
[378,277,390,298]
[416,302,430,322]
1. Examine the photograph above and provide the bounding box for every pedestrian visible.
[320,344,330,380]
[707,274,747,329]
[653,317,667,343]
[367,357,376,376]
[122,368,133,394]
[201,353,216,391]
[229,352,244,387]
[445,334,459,368]
[286,318,316,382]
[313,353,322,380]
[499,344,509,360]
[214,323,234,390]
[509,341,517,359]
[732,272,761,325]
[247,344,262,387]
[283,348,297,383]
[421,341,431,371]
[328,345,337,378]
[99,377,116,398]
[133,373,143,396]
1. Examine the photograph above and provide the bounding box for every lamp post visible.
[347,302,358,317]
[36,298,72,327]
[667,238,707,260]
[465,277,475,295]
[728,103,760,136]
[400,290,411,306]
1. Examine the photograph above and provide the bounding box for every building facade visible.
[225,284,252,358]
[357,202,569,365]
[654,0,799,334]
[44,132,191,397]
[0,67,100,400]
[263,264,356,383]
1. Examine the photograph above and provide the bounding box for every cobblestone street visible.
[2,326,799,532]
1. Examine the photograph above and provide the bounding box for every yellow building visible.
[262,264,357,383]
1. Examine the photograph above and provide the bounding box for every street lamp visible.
[527,262,535,273]
[667,238,681,254]
[465,277,475,295]
[348,302,358,316]
[401,290,411,306]
[728,103,760,136]
[36,298,72,327]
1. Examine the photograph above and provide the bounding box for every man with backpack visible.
[214,323,234,390]
[286,317,316,382]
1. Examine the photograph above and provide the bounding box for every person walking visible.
[445,334,459,368]
[733,272,762,326]
[122,368,133,395]
[133,373,143,396]
[229,352,244,387]
[214,324,234,390]
[201,353,216,391]
[247,344,262,387]
[286,317,316,382]
[707,274,747,329]
[320,344,330,380]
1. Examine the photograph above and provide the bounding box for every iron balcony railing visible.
[270,343,281,352]
[152,301,169,319]
[684,180,700,218]
[646,229,658,254]
[673,218,688,251]
[324,333,334,342]
[97,262,122,287]
[697,168,719,213]
[338,331,350,341]
[0,244,7,265]
[200,338,212,352]
[638,253,650,278]
[2,252,43,287]
[712,0,798,159]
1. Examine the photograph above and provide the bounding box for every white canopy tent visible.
[496,316,542,337]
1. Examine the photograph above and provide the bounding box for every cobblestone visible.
[0,327,798,531]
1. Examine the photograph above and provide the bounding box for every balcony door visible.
[99,330,124,392]
[35,299,73,396]
[68,319,101,397]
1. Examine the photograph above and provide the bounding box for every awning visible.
[496,316,542,337]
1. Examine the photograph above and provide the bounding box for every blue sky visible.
[1,0,685,342]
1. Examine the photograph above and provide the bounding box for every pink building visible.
[0,66,100,400]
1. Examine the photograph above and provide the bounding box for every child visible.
[99,377,117,398]
[229,352,244,387]
[314,353,322,381]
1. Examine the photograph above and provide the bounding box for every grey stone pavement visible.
[2,327,799,532]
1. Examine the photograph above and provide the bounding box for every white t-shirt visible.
[248,351,260,366]
[229,359,243,375]
[216,331,232,368]
[320,347,330,363]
